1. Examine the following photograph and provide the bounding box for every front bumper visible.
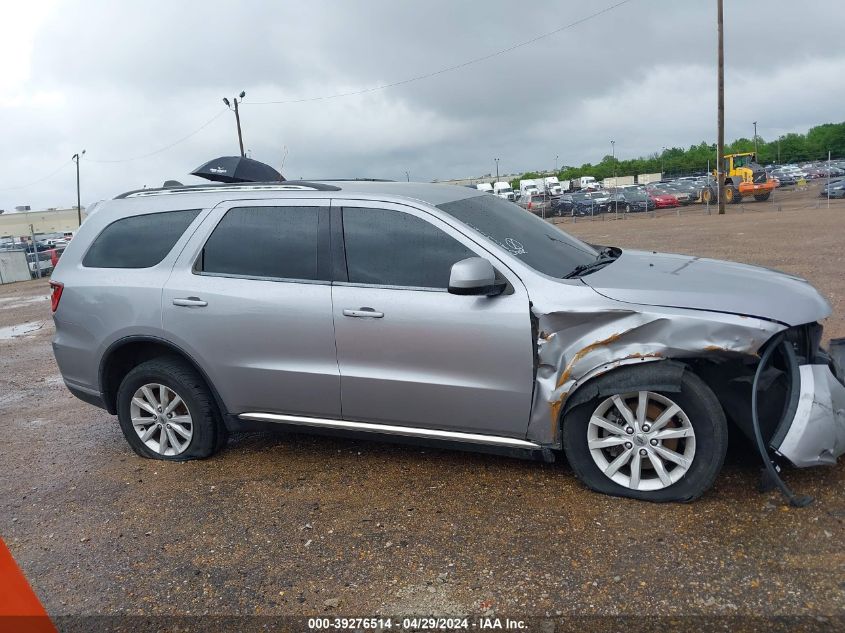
[774,364,845,467]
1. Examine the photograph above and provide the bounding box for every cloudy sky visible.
[1,0,844,211]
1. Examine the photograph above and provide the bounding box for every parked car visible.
[610,191,656,213]
[821,179,845,199]
[50,180,845,503]
[774,172,798,187]
[648,191,679,208]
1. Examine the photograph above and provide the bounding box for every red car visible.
[649,192,679,208]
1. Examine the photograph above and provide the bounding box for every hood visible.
[582,250,831,326]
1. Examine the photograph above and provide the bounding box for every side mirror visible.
[448,257,505,296]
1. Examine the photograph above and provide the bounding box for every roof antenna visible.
[278,146,289,182]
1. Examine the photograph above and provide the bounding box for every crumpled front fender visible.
[526,304,784,446]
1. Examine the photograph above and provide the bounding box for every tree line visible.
[511,121,845,187]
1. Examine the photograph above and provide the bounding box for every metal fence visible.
[532,179,842,226]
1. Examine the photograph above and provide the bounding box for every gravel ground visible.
[0,182,843,630]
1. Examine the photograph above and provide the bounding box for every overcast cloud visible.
[1,0,844,210]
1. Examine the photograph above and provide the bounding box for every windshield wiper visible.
[564,246,621,279]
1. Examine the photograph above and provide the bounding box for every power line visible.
[0,159,72,192]
[248,0,635,106]
[86,108,228,164]
[4,2,633,182]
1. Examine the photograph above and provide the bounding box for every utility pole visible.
[494,158,500,181]
[753,121,758,156]
[717,0,726,215]
[554,154,559,174]
[72,150,85,227]
[223,91,246,157]
[405,170,410,182]
[661,146,666,175]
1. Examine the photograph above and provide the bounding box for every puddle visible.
[0,321,44,340]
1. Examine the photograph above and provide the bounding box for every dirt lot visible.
[0,182,843,630]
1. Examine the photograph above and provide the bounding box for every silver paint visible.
[51,181,844,471]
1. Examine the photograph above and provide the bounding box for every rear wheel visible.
[562,371,727,502]
[116,357,224,461]
[701,187,715,204]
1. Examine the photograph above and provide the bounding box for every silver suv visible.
[51,181,845,502]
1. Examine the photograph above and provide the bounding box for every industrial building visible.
[0,207,86,238]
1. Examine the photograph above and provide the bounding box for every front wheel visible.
[754,192,771,202]
[562,371,727,502]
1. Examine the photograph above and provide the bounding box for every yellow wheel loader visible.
[701,152,777,204]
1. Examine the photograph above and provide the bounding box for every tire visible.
[624,204,631,213]
[562,370,727,502]
[754,192,771,202]
[116,356,224,461]
[725,185,742,204]
[701,187,714,204]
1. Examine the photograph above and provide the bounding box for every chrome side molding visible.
[237,412,542,449]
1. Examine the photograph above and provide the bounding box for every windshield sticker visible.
[503,238,526,255]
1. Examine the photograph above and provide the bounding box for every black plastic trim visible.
[329,205,349,282]
[67,384,108,410]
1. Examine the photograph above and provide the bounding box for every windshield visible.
[436,194,598,278]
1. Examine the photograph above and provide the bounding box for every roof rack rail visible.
[114,181,342,199]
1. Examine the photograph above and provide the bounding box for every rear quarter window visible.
[82,209,200,268]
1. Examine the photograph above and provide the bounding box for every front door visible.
[331,201,534,438]
[162,199,340,418]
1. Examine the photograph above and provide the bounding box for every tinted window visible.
[201,206,321,280]
[342,207,474,288]
[83,209,200,268]
[437,194,597,278]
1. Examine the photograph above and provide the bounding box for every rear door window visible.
[199,206,323,281]
[82,209,200,268]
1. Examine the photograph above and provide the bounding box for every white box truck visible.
[519,180,540,197]
[492,182,515,201]
[543,176,563,195]
[569,176,598,191]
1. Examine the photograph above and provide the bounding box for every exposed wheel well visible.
[100,338,225,416]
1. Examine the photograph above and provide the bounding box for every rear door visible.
[162,198,340,418]
[330,201,535,438]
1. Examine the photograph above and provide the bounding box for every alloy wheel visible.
[587,391,696,491]
[129,383,193,456]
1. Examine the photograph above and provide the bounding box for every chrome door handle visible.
[173,297,208,307]
[343,307,384,318]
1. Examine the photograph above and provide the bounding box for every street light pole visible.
[554,154,559,174]
[494,158,500,181]
[661,146,666,175]
[223,91,247,157]
[611,140,617,218]
[72,150,85,227]
[753,121,758,156]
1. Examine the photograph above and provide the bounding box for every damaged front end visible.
[694,324,845,468]
[528,299,845,472]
